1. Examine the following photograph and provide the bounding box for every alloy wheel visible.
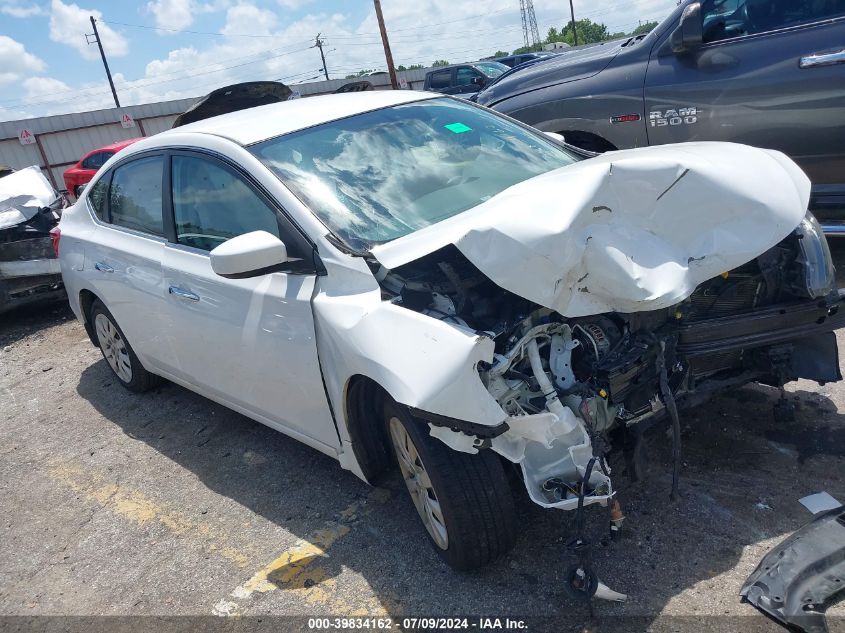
[389,416,449,550]
[94,313,133,383]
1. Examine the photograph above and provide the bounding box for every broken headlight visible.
[795,212,836,299]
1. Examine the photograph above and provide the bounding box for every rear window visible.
[474,62,508,78]
[428,70,451,90]
[87,174,110,222]
[109,156,164,236]
[81,152,107,170]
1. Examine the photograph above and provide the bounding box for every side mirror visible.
[471,76,485,87]
[543,131,566,143]
[671,1,703,54]
[210,230,288,278]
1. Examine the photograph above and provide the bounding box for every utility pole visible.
[569,0,578,46]
[373,0,398,89]
[314,34,330,81]
[86,16,120,108]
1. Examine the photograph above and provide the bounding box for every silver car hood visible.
[370,142,810,318]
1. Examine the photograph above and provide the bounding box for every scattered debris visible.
[741,495,844,633]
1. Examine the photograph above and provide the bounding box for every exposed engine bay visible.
[372,212,843,511]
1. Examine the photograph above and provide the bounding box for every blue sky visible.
[0,0,677,122]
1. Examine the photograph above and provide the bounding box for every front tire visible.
[385,399,517,570]
[90,300,160,393]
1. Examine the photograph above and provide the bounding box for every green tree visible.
[560,18,609,45]
[407,63,425,70]
[631,20,658,35]
[492,49,509,57]
[431,59,450,67]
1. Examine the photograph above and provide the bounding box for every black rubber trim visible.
[408,407,509,439]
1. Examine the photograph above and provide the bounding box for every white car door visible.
[159,151,339,450]
[82,154,175,372]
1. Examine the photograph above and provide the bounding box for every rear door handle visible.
[168,285,200,302]
[94,262,114,273]
[800,48,845,68]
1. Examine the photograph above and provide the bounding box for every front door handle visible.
[168,286,200,302]
[94,262,114,273]
[800,48,845,68]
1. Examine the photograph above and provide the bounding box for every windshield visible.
[474,62,509,78]
[251,98,578,251]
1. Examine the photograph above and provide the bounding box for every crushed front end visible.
[0,166,67,313]
[373,211,843,512]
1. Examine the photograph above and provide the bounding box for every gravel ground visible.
[1,246,844,633]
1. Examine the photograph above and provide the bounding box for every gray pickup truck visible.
[476,0,845,232]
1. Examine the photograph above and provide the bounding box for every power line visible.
[0,40,314,106]
[100,19,308,39]
[373,0,398,89]
[7,44,314,109]
[313,33,330,81]
[86,16,120,108]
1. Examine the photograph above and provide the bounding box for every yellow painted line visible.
[215,486,392,616]
[49,462,251,568]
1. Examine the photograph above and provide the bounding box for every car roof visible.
[89,137,144,154]
[159,91,439,146]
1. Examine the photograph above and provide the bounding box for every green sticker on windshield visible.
[444,122,472,134]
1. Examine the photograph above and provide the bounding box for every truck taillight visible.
[50,227,61,257]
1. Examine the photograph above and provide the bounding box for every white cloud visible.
[23,75,71,100]
[1,2,46,18]
[276,0,313,10]
[48,0,128,60]
[221,3,278,37]
[0,35,47,86]
[145,0,229,33]
[146,0,193,31]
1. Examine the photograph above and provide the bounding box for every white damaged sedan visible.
[56,91,843,571]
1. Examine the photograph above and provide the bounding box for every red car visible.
[63,138,143,198]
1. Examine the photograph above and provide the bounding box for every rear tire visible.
[385,399,517,570]
[90,299,160,393]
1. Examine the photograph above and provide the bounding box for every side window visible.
[456,67,479,86]
[109,156,164,235]
[428,70,451,90]
[82,152,105,170]
[171,155,280,252]
[703,0,845,43]
[87,172,110,221]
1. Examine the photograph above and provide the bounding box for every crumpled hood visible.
[0,166,59,230]
[370,142,810,318]
[475,39,627,107]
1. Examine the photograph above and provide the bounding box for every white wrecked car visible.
[0,166,66,312]
[56,91,843,570]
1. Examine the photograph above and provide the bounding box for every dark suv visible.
[423,62,509,97]
[476,0,845,232]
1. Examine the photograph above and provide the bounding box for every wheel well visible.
[559,130,617,154]
[79,289,99,346]
[345,375,394,483]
